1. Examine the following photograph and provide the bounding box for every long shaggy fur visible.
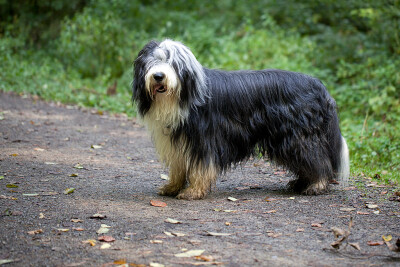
[133,39,350,200]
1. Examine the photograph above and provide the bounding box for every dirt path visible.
[0,91,399,266]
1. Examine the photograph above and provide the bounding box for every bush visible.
[1,0,399,183]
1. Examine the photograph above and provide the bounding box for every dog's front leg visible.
[159,159,187,197]
[177,161,217,200]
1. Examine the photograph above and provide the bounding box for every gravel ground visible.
[0,91,399,267]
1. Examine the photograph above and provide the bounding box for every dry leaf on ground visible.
[82,239,96,246]
[206,232,232,236]
[27,229,43,235]
[90,213,107,219]
[150,200,167,207]
[367,241,384,246]
[165,218,181,224]
[174,249,205,258]
[98,235,115,242]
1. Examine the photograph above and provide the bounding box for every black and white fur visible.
[133,39,350,200]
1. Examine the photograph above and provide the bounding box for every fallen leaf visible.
[100,243,111,249]
[164,231,173,236]
[384,238,400,252]
[27,229,43,235]
[195,255,215,262]
[225,222,231,226]
[97,224,111,234]
[90,213,106,219]
[150,200,167,207]
[174,249,205,258]
[0,260,15,265]
[236,186,250,190]
[113,259,127,264]
[160,174,169,180]
[366,204,378,209]
[331,236,346,249]
[356,211,370,215]
[73,163,84,169]
[69,173,78,177]
[206,232,232,236]
[71,218,83,223]
[0,176,4,180]
[349,242,361,251]
[172,232,186,237]
[6,184,18,188]
[311,223,323,228]
[34,147,45,151]
[331,227,347,238]
[150,240,163,244]
[57,228,70,232]
[39,213,45,219]
[264,210,277,214]
[150,263,165,267]
[0,195,17,200]
[267,232,282,238]
[44,162,57,165]
[165,218,181,224]
[82,239,96,246]
[329,179,339,184]
[64,188,75,194]
[367,241,384,246]
[73,227,84,231]
[227,197,238,202]
[22,193,39,196]
[339,207,356,212]
[382,235,392,242]
[264,197,278,202]
[98,235,115,242]
[296,228,304,232]
[10,153,18,157]
[222,210,237,213]
[91,145,102,149]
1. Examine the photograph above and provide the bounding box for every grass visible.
[0,0,399,185]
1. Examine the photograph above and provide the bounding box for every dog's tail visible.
[336,136,350,186]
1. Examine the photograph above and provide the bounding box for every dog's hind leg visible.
[159,159,187,197]
[286,142,332,195]
[177,161,218,200]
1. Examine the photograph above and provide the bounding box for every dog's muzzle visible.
[152,72,167,95]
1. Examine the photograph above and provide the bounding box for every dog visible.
[132,39,350,200]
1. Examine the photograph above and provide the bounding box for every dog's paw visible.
[288,179,328,195]
[158,184,182,197]
[176,188,207,200]
[301,180,328,195]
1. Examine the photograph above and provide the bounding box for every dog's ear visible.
[132,41,159,116]
[165,42,208,109]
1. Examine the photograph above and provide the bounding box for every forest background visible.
[1,0,399,183]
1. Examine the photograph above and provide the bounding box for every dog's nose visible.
[153,72,165,82]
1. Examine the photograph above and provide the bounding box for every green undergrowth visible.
[0,0,399,184]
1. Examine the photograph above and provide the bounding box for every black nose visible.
[153,72,165,82]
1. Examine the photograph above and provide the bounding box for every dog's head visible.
[133,39,208,118]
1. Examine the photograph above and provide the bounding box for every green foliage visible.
[0,0,399,183]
